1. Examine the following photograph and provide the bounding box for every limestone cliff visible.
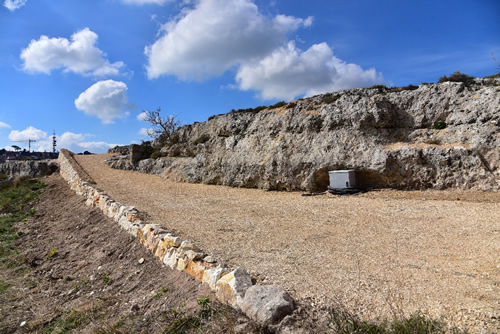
[0,160,59,179]
[108,79,500,191]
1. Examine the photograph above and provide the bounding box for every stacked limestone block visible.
[57,149,293,326]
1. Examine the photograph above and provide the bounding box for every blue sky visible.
[1,0,498,153]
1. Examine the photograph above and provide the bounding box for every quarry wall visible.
[109,79,500,192]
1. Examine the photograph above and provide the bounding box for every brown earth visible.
[73,154,500,333]
[0,175,263,333]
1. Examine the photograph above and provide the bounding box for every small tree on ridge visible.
[143,107,181,145]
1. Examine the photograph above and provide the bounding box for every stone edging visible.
[57,149,294,326]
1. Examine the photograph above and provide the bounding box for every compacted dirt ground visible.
[74,154,500,332]
[1,175,264,333]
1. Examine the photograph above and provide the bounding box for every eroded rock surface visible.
[0,160,58,178]
[108,79,500,191]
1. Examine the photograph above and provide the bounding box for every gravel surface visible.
[75,154,500,331]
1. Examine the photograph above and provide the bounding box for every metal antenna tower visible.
[52,130,57,153]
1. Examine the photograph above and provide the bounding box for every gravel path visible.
[75,154,500,330]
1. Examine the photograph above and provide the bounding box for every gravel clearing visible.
[75,154,500,332]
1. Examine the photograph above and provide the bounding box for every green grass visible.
[0,177,46,264]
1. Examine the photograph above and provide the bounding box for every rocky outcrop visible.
[0,160,58,178]
[108,79,500,191]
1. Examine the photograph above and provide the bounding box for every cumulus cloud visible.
[138,128,151,138]
[75,80,133,124]
[0,121,11,128]
[34,131,117,153]
[145,0,311,80]
[137,111,147,121]
[144,0,381,100]
[3,0,27,11]
[236,42,382,100]
[20,28,124,77]
[78,141,117,151]
[121,0,171,4]
[8,126,47,142]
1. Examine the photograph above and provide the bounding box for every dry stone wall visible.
[58,149,293,326]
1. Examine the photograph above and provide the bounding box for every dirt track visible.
[75,154,500,331]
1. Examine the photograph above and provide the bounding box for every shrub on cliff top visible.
[438,71,475,84]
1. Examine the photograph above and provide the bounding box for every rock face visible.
[0,160,58,178]
[108,79,500,191]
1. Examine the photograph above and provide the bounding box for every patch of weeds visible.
[197,296,210,307]
[0,279,9,294]
[164,310,202,334]
[197,297,213,319]
[193,133,210,145]
[287,102,297,109]
[268,101,287,109]
[152,286,170,299]
[328,306,462,334]
[45,248,58,260]
[0,178,45,265]
[231,105,268,114]
[433,121,447,130]
[389,84,419,93]
[102,273,111,284]
[151,150,164,159]
[483,73,500,79]
[322,94,339,104]
[438,71,475,84]
[40,307,100,334]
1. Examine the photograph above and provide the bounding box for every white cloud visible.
[35,131,117,153]
[8,126,47,142]
[78,141,117,151]
[121,0,171,4]
[144,0,381,99]
[138,127,151,137]
[3,0,27,11]
[145,0,310,80]
[58,132,85,148]
[137,111,147,121]
[75,80,133,124]
[20,28,124,77]
[236,42,382,100]
[0,121,11,128]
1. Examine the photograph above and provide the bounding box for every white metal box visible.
[329,170,356,189]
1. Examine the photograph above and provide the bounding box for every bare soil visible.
[0,175,260,333]
[73,154,500,333]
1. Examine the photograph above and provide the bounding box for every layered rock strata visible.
[0,160,58,178]
[109,79,500,191]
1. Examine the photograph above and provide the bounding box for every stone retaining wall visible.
[58,149,293,327]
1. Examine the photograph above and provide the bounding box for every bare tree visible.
[143,107,181,145]
[493,52,500,72]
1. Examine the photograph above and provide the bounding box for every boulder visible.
[240,285,294,326]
